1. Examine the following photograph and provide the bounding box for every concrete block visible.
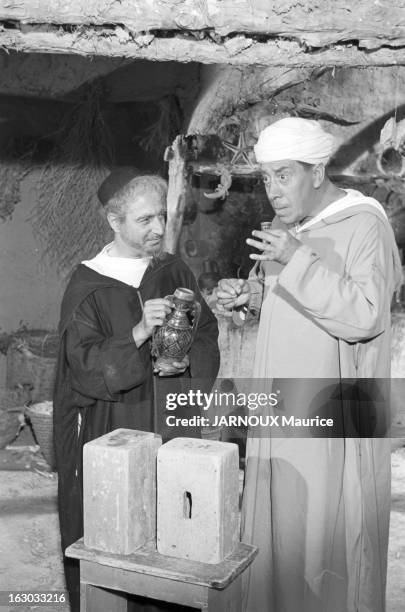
[157,437,239,563]
[83,428,161,554]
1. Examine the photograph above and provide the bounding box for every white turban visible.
[254,117,335,165]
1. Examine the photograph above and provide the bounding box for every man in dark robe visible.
[53,172,220,611]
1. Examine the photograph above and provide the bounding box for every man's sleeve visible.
[65,294,147,400]
[277,215,391,343]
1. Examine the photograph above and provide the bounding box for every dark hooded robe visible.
[53,253,220,611]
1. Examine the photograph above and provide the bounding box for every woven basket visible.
[26,401,55,469]
[6,333,58,402]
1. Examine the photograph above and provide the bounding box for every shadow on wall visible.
[331,103,405,170]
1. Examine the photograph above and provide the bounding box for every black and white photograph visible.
[0,2,405,611]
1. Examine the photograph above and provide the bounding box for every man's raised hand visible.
[246,229,301,265]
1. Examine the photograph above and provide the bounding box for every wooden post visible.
[164,135,187,254]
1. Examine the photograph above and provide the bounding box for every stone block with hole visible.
[157,437,239,563]
[83,428,162,554]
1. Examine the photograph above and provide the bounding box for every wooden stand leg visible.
[204,575,242,612]
[80,583,128,612]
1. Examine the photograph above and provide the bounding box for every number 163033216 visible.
[1,591,67,605]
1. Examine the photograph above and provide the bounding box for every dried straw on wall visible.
[31,82,114,272]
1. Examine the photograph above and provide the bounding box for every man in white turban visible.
[254,116,335,165]
[217,118,402,612]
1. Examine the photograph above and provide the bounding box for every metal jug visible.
[151,288,201,374]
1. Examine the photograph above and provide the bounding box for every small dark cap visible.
[97,167,140,206]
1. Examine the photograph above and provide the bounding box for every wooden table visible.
[66,539,258,612]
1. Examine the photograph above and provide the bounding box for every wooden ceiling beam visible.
[1,27,405,68]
